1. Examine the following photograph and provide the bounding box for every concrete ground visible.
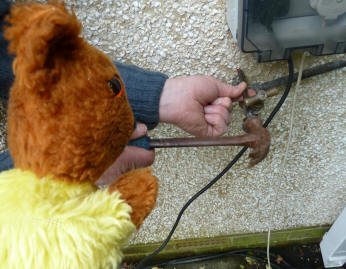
[1,0,345,247]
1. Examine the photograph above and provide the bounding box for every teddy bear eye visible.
[108,77,123,96]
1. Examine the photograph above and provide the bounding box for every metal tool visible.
[243,88,279,107]
[129,116,270,166]
[235,59,346,110]
[236,68,265,117]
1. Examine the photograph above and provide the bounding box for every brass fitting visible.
[244,88,279,107]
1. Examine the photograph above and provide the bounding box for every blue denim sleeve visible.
[115,61,168,130]
[0,0,14,101]
[0,150,13,171]
[0,1,14,171]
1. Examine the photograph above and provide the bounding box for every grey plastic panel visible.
[228,0,346,62]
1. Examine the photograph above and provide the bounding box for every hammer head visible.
[243,117,271,166]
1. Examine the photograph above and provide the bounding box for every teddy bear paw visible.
[108,168,158,228]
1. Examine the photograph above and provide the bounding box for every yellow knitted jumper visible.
[0,169,136,269]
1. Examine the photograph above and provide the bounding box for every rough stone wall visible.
[1,0,345,244]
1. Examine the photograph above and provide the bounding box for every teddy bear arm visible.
[108,168,158,229]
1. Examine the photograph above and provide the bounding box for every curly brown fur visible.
[5,2,134,182]
[109,168,158,228]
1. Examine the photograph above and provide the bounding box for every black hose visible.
[146,248,296,269]
[249,59,346,92]
[135,56,295,269]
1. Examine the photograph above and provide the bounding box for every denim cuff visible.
[115,61,168,130]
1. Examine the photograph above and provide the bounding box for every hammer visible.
[129,68,271,166]
[129,116,270,166]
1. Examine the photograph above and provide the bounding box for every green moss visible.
[124,225,329,263]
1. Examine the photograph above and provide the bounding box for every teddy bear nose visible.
[108,77,122,96]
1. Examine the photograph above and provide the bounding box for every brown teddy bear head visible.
[5,2,134,183]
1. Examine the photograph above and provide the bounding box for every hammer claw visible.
[243,116,271,166]
[248,143,270,167]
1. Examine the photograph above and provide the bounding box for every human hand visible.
[159,75,253,136]
[95,123,154,187]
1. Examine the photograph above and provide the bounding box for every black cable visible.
[146,248,296,269]
[227,253,284,269]
[239,248,294,268]
[149,254,283,269]
[135,146,248,269]
[263,57,294,128]
[135,56,295,269]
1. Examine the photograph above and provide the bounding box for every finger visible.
[232,88,257,102]
[204,104,232,124]
[211,97,232,112]
[123,146,155,168]
[95,146,155,187]
[216,81,247,99]
[130,123,148,140]
[205,113,228,136]
[191,76,246,105]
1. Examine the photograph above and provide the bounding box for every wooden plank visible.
[124,225,330,263]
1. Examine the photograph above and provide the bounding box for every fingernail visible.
[214,97,230,106]
[239,81,247,89]
[137,123,148,134]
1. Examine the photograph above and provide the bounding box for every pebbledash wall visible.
[2,0,345,246]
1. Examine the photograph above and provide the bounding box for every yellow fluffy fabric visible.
[0,169,136,269]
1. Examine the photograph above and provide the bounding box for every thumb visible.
[131,123,148,140]
[217,81,247,99]
[95,146,155,187]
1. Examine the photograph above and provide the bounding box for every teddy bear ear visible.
[4,2,81,79]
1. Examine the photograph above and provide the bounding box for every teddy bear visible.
[0,2,158,268]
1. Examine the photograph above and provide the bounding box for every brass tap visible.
[244,88,279,107]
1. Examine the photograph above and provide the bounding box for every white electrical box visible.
[320,207,346,268]
[227,0,346,62]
